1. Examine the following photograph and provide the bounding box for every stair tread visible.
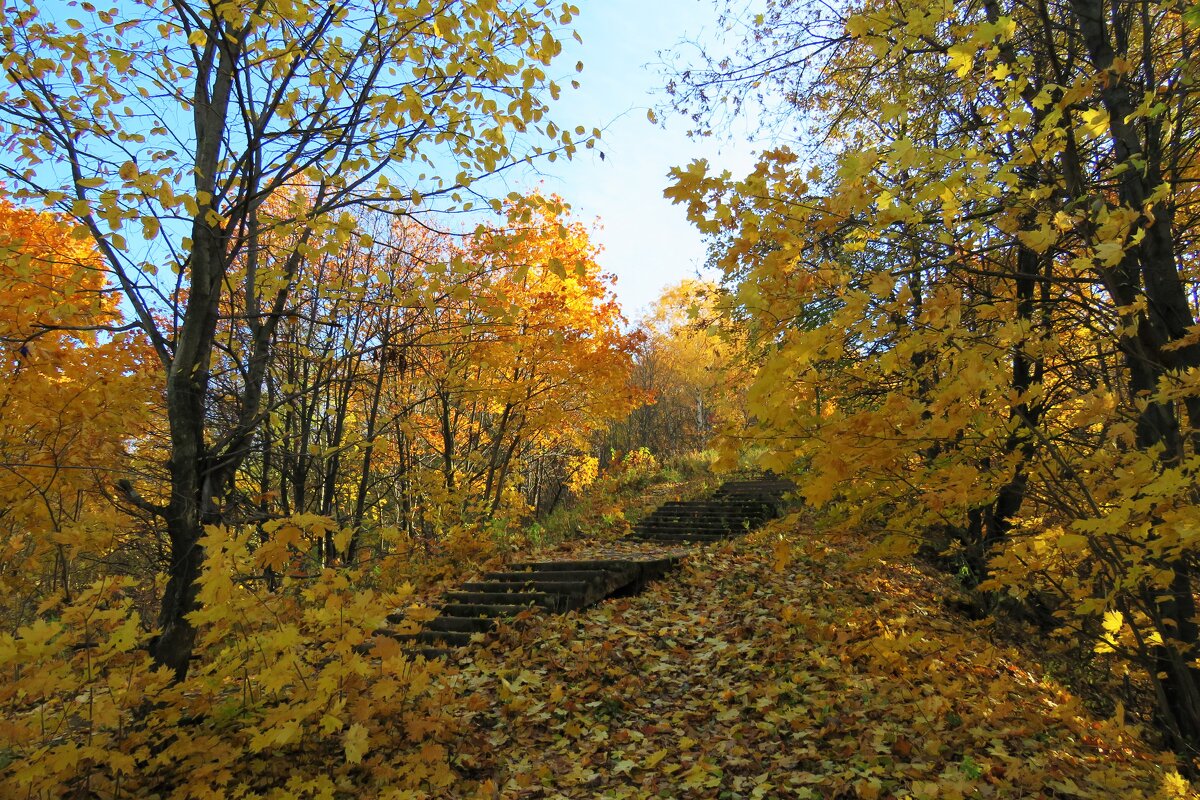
[443,591,555,606]
[485,570,613,581]
[417,630,475,646]
[641,523,761,528]
[508,559,655,570]
[634,533,733,541]
[440,603,538,617]
[408,646,454,661]
[460,580,594,593]
[428,616,498,632]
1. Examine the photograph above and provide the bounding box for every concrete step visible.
[409,646,454,661]
[651,502,769,511]
[634,528,733,538]
[440,603,539,618]
[377,556,688,660]
[385,608,434,626]
[484,570,613,582]
[647,502,770,513]
[460,580,594,595]
[640,512,760,522]
[633,532,732,543]
[384,629,477,647]
[428,615,497,633]
[657,500,775,511]
[508,559,649,571]
[635,531,743,541]
[640,515,766,527]
[416,630,475,647]
[646,505,763,515]
[654,501,772,510]
[638,520,748,532]
[718,475,793,484]
[714,484,793,497]
[443,590,556,609]
[634,527,732,537]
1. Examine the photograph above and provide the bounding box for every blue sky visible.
[522,0,762,320]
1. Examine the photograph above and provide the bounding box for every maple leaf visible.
[344,722,370,765]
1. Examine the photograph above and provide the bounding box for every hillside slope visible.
[425,517,1194,798]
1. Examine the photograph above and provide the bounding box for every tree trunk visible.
[1067,0,1200,756]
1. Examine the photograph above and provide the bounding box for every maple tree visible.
[610,279,748,461]
[462,199,641,511]
[388,198,641,529]
[223,198,640,555]
[223,209,449,563]
[0,202,151,622]
[0,0,587,678]
[666,0,1200,763]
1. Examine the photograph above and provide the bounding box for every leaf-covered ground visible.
[412,517,1194,798]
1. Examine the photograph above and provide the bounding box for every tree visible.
[0,200,151,625]
[611,280,746,459]
[0,0,584,678]
[666,0,1200,760]
[397,197,641,521]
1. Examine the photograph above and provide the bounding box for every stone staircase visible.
[384,556,681,658]
[630,476,793,544]
[382,475,793,659]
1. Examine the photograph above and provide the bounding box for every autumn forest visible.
[3,0,1200,796]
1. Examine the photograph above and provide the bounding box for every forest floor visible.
[397,512,1197,799]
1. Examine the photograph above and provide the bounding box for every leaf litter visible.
[415,518,1195,798]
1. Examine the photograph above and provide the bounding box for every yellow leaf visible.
[772,536,793,573]
[947,45,975,77]
[344,722,369,764]
[276,523,304,547]
[1080,107,1109,138]
[1094,240,1124,266]
[332,526,353,554]
[1058,533,1087,553]
[141,216,160,240]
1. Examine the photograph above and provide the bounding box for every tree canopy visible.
[667,0,1200,763]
